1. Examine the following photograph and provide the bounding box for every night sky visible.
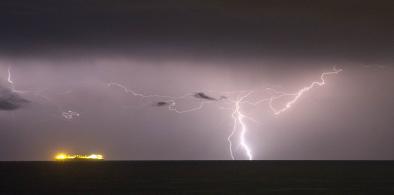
[0,0,393,160]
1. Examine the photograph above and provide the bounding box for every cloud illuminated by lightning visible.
[5,66,81,120]
[3,65,342,160]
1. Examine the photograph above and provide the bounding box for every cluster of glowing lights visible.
[54,153,104,160]
[62,110,80,120]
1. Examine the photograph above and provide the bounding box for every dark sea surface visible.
[1,161,394,194]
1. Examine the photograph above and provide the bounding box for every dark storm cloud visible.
[0,0,393,63]
[219,96,227,100]
[155,101,170,107]
[0,87,29,110]
[193,92,217,101]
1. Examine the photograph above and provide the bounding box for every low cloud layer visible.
[0,87,29,111]
[193,92,217,101]
[155,101,171,107]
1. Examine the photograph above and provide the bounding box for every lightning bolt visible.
[107,82,214,114]
[268,67,343,115]
[6,66,24,93]
[6,66,30,94]
[227,67,343,160]
[7,66,14,86]
[228,91,254,160]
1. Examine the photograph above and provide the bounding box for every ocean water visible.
[1,161,393,194]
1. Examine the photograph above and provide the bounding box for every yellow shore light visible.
[54,153,104,161]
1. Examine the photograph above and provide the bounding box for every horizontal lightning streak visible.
[107,82,212,114]
[270,67,343,115]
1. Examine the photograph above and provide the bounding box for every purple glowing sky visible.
[0,1,393,160]
[1,58,393,160]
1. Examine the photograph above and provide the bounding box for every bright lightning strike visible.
[228,91,254,160]
[227,67,342,160]
[7,66,14,86]
[6,66,29,94]
[269,67,343,115]
[6,66,24,93]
